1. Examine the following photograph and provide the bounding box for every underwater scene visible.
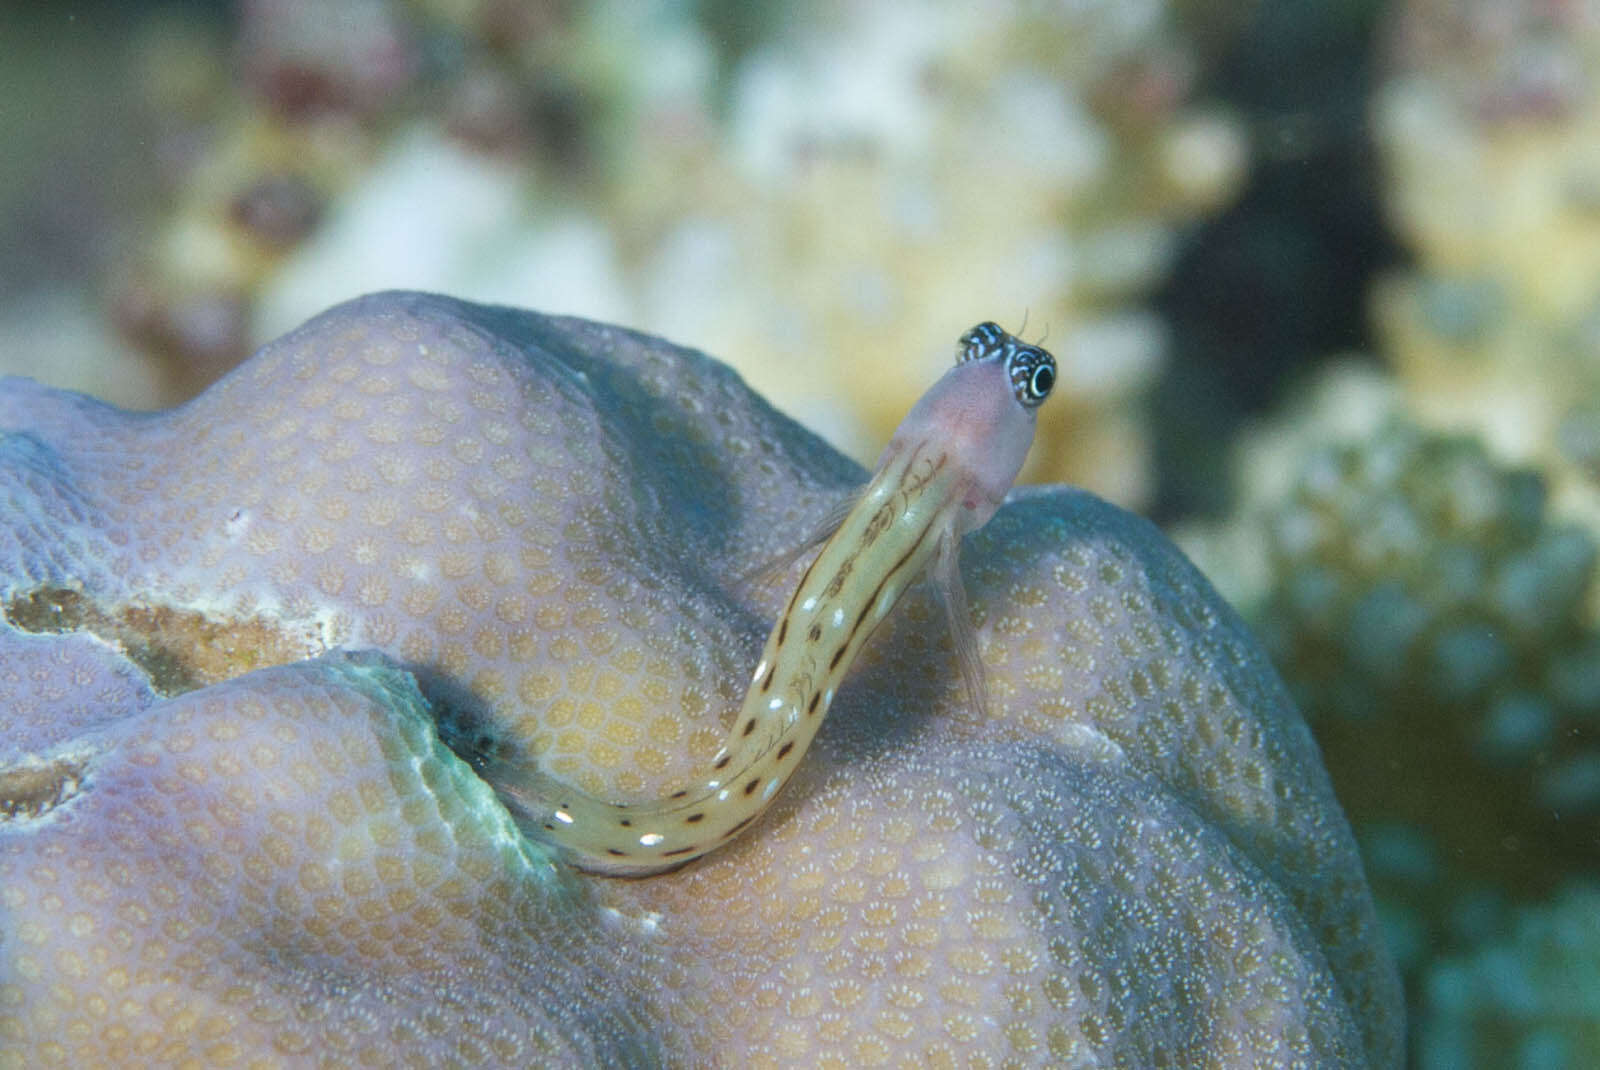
[0,0,1594,1066]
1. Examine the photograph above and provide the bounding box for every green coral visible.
[1187,410,1600,1064]
[1418,881,1600,1070]
[1253,419,1600,981]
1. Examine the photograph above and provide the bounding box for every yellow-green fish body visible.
[490,322,1056,875]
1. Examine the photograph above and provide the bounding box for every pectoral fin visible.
[737,489,858,591]
[934,526,990,722]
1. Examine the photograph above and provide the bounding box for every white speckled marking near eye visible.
[486,323,1056,876]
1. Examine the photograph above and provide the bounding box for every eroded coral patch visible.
[0,755,88,822]
[3,585,324,696]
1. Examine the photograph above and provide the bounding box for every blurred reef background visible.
[1,0,1597,1064]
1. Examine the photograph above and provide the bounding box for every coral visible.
[602,0,1247,505]
[26,0,1245,504]
[238,0,416,120]
[1172,360,1408,616]
[1149,8,1600,1058]
[0,292,1398,1065]
[0,644,661,1065]
[1374,0,1600,529]
[1416,880,1600,1069]
[1254,421,1600,758]
[1179,383,1600,1060]
[1251,416,1600,882]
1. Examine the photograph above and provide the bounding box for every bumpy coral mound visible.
[0,292,1401,1066]
[1417,880,1600,1068]
[0,644,663,1064]
[1254,423,1600,884]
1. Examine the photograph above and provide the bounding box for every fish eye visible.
[1007,345,1056,408]
[957,324,1057,406]
[958,321,1007,363]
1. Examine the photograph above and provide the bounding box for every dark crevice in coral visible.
[3,585,318,697]
[414,662,505,772]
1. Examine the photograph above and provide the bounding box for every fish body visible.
[493,322,1055,875]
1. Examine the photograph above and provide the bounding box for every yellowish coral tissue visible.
[0,292,1401,1066]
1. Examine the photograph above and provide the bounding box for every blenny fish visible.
[489,322,1056,875]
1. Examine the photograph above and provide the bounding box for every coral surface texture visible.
[0,292,1401,1067]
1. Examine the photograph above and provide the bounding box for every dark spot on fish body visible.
[776,740,795,760]
[742,717,758,736]
[685,812,705,823]
[619,819,632,827]
[744,778,760,795]
[808,623,822,643]
[822,560,852,599]
[829,644,847,670]
[777,618,787,646]
[714,754,732,770]
[807,692,821,715]
[663,846,696,857]
[607,848,627,857]
[862,510,889,546]
[670,789,690,800]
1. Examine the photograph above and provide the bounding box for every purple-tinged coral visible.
[0,625,155,764]
[1,646,663,1064]
[0,292,1399,1065]
[238,0,417,120]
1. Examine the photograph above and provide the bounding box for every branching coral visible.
[44,0,1245,507]
[1374,0,1600,529]
[1177,386,1600,1060]
[1417,880,1600,1069]
[1145,7,1600,1055]
[0,292,1398,1066]
[1251,421,1600,882]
